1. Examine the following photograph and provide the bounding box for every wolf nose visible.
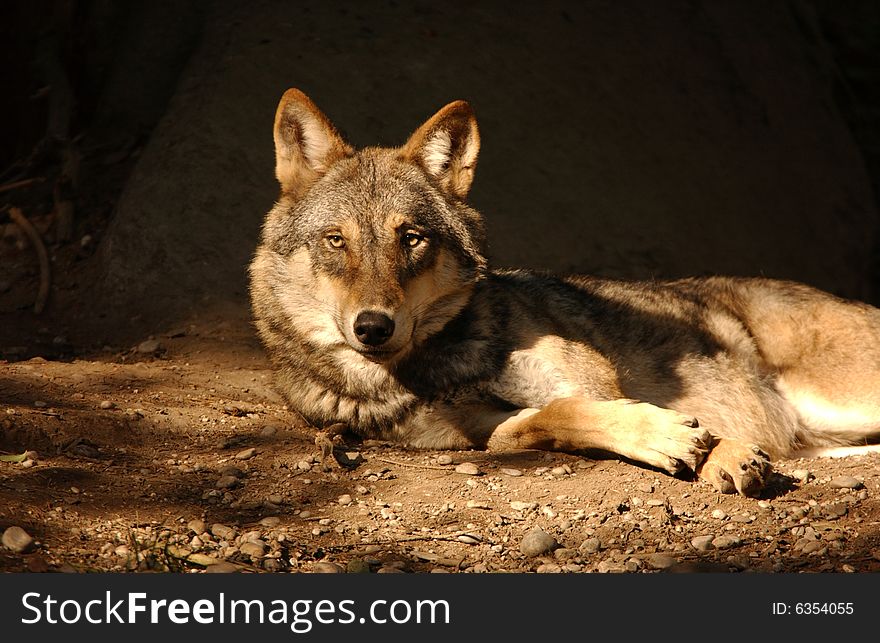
[353,311,395,346]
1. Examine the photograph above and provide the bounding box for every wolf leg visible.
[696,439,771,497]
[485,397,711,474]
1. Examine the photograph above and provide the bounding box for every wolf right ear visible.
[273,89,352,196]
[400,101,480,199]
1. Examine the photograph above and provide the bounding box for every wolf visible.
[249,88,880,497]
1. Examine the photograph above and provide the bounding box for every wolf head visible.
[251,89,488,365]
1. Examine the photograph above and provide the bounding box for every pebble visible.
[645,553,678,570]
[829,476,863,490]
[215,475,239,490]
[553,548,577,561]
[691,535,715,551]
[346,559,371,574]
[454,462,480,476]
[211,524,236,540]
[338,494,353,506]
[597,560,626,573]
[551,466,568,477]
[296,460,312,471]
[510,501,537,511]
[187,553,218,566]
[259,516,281,528]
[636,482,654,493]
[457,535,481,545]
[501,468,523,477]
[536,563,562,573]
[99,400,115,410]
[519,527,558,557]
[136,339,162,354]
[711,535,741,550]
[313,562,345,573]
[436,455,453,465]
[579,538,601,554]
[2,526,36,553]
[377,566,405,573]
[187,519,207,534]
[792,469,811,482]
[465,500,491,509]
[239,542,266,558]
[710,509,727,520]
[205,562,239,573]
[235,448,256,460]
[801,541,825,555]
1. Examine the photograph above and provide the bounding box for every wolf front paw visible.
[697,439,771,497]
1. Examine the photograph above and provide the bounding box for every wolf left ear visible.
[273,89,353,197]
[400,101,480,199]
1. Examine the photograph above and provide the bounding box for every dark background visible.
[2,0,880,344]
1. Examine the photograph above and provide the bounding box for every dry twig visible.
[8,207,51,313]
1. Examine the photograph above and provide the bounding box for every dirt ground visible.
[2,1,880,575]
[2,291,880,574]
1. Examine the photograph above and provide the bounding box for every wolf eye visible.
[402,232,424,248]
[326,234,345,249]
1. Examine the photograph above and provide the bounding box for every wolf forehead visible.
[263,149,486,259]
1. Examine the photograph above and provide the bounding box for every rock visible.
[579,538,601,554]
[829,476,863,490]
[219,465,245,478]
[313,562,345,573]
[636,482,654,493]
[519,527,558,557]
[187,553,219,566]
[338,494,353,506]
[465,500,491,509]
[377,566,405,573]
[235,448,257,460]
[2,526,36,553]
[210,524,236,540]
[136,339,162,354]
[215,476,239,490]
[553,548,577,561]
[711,535,741,549]
[436,455,453,465]
[510,501,537,511]
[259,425,278,437]
[259,516,280,528]
[240,542,266,558]
[551,466,568,477]
[296,460,312,471]
[792,469,811,482]
[346,559,371,574]
[710,509,727,520]
[454,462,480,475]
[536,563,562,573]
[691,535,715,551]
[645,553,678,570]
[825,502,848,519]
[99,400,116,410]
[457,535,481,545]
[501,468,523,477]
[597,560,626,573]
[187,519,207,534]
[205,561,240,573]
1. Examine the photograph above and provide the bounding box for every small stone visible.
[34,401,47,408]
[792,469,811,482]
[259,425,277,437]
[636,482,654,493]
[215,475,239,489]
[436,455,453,465]
[235,448,257,460]
[501,468,523,477]
[296,460,312,471]
[187,519,207,534]
[346,559,371,574]
[579,538,601,554]
[338,494,353,506]
[691,535,715,551]
[553,548,577,561]
[465,500,491,509]
[136,339,162,354]
[187,553,219,566]
[519,527,558,557]
[801,540,825,555]
[711,509,727,520]
[2,526,35,553]
[267,494,283,505]
[829,476,863,490]
[711,535,741,550]
[240,542,266,558]
[454,462,480,475]
[645,553,678,570]
[210,524,236,540]
[457,535,481,545]
[536,563,562,573]
[510,501,537,511]
[377,566,405,573]
[99,400,115,410]
[597,560,626,573]
[205,561,240,573]
[312,562,345,573]
[824,502,847,519]
[551,466,568,477]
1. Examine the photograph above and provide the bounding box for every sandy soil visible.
[2,302,879,574]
